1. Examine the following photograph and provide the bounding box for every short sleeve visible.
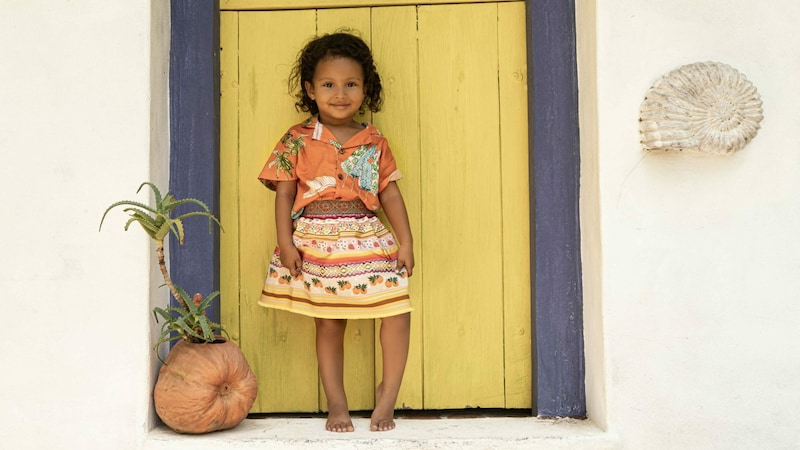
[377,140,402,193]
[257,129,305,191]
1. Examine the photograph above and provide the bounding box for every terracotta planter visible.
[153,338,258,434]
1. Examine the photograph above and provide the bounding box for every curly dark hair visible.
[288,31,383,115]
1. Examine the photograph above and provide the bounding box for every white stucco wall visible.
[0,1,169,449]
[581,0,800,448]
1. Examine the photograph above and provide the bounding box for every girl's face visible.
[304,57,365,127]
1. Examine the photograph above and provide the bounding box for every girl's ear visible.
[304,81,315,100]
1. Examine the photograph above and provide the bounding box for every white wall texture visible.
[581,0,800,448]
[0,1,169,449]
[2,0,799,449]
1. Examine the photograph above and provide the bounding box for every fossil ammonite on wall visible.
[640,61,763,154]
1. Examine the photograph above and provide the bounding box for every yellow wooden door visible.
[220,1,531,413]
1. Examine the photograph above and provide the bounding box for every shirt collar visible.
[303,116,381,147]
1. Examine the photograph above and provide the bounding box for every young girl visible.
[257,32,414,433]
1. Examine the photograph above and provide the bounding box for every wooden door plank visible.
[315,7,377,413]
[418,3,505,409]
[371,5,424,410]
[317,7,370,42]
[239,10,319,412]
[220,11,242,359]
[498,1,532,409]
[222,0,519,11]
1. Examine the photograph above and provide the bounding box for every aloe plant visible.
[99,182,224,356]
[152,290,227,360]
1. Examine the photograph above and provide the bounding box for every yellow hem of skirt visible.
[258,297,413,320]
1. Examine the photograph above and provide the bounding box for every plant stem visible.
[156,238,189,310]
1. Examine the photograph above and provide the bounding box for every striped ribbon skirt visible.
[260,200,412,319]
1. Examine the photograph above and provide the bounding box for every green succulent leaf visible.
[137,182,163,206]
[123,209,160,235]
[169,197,212,211]
[154,219,172,240]
[197,291,221,311]
[123,217,154,240]
[170,219,185,245]
[174,285,194,312]
[197,315,213,340]
[152,307,173,323]
[99,200,158,231]
[173,210,223,233]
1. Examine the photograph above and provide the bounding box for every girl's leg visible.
[315,318,354,432]
[371,312,411,431]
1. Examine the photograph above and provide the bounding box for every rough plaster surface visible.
[593,0,800,448]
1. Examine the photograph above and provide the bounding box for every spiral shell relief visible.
[640,62,763,154]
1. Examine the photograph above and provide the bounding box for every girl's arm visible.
[275,180,302,276]
[379,181,414,276]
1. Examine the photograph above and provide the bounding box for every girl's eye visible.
[347,82,358,87]
[322,82,333,88]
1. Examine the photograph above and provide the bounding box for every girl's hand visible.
[279,244,303,277]
[274,180,301,277]
[396,244,414,277]
[379,181,415,278]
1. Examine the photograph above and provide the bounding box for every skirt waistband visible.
[302,200,374,217]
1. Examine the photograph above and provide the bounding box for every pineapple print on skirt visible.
[260,200,412,319]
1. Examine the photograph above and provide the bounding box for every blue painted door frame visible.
[168,0,585,418]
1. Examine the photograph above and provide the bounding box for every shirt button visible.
[337,174,343,180]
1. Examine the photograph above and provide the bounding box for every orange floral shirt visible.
[258,116,402,217]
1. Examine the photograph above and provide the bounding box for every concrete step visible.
[144,416,620,450]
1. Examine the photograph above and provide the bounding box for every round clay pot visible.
[153,338,258,434]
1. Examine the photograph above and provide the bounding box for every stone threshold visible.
[143,415,620,450]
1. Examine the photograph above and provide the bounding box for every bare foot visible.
[370,383,396,432]
[326,405,354,432]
